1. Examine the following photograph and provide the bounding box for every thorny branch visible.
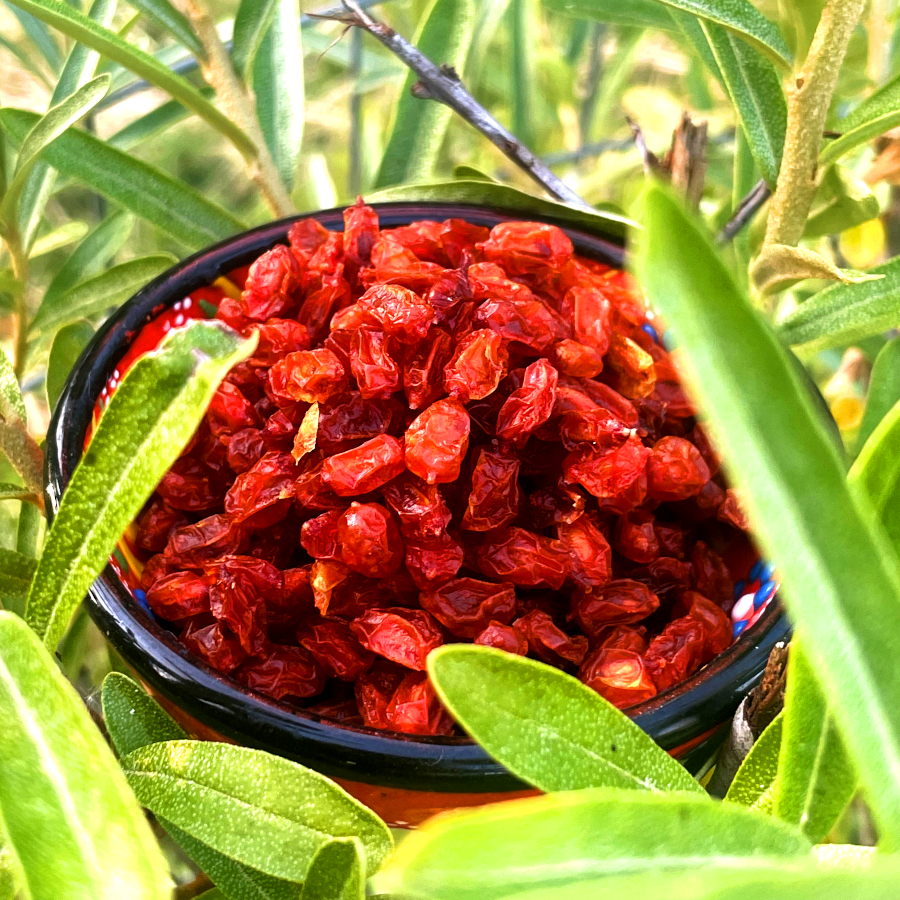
[321,0,595,212]
[718,179,771,244]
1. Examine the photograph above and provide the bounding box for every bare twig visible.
[718,179,772,244]
[665,111,708,209]
[173,0,294,217]
[626,116,662,176]
[321,0,594,211]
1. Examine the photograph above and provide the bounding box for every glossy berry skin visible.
[139,203,756,733]
[337,502,404,579]
[350,608,443,670]
[404,398,470,484]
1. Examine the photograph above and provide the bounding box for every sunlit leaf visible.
[854,337,900,457]
[25,321,256,650]
[823,73,900,166]
[0,349,43,498]
[428,645,703,794]
[374,0,476,189]
[232,0,279,79]
[121,740,393,881]
[253,0,303,193]
[542,0,676,30]
[0,611,171,900]
[776,254,900,351]
[28,220,89,258]
[298,840,364,900]
[0,109,245,249]
[0,549,37,606]
[377,788,809,900]
[123,0,204,57]
[636,182,900,848]
[46,321,94,412]
[724,713,783,813]
[804,165,880,239]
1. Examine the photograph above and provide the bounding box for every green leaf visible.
[0,350,43,498]
[374,0,476,189]
[804,165,880,239]
[541,0,677,30]
[120,740,393,881]
[0,611,171,900]
[754,243,882,294]
[651,0,792,67]
[101,672,187,757]
[635,182,900,848]
[0,74,110,227]
[377,788,810,900]
[46,321,95,412]
[774,644,856,843]
[776,254,900,352]
[822,73,900,166]
[0,549,38,605]
[776,0,825,60]
[849,398,900,550]
[253,0,303,193]
[28,220,89,258]
[688,19,786,186]
[855,337,900,458]
[17,0,118,251]
[724,713,783,813]
[0,843,20,900]
[29,254,175,341]
[2,0,255,160]
[25,320,256,650]
[299,839,364,900]
[232,0,279,79]
[16,501,43,562]
[370,179,632,241]
[0,483,39,503]
[101,675,301,900]
[164,821,302,900]
[427,645,703,794]
[106,95,197,151]
[0,109,245,249]
[123,0,204,57]
[42,209,133,308]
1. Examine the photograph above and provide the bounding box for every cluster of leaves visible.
[3,0,900,897]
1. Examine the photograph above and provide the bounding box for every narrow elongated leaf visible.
[18,0,118,250]
[0,483,39,503]
[776,254,900,351]
[855,338,900,457]
[29,221,89,258]
[101,675,300,900]
[673,11,724,86]
[299,840,364,900]
[42,209,133,308]
[378,788,810,900]
[25,321,255,650]
[101,672,187,757]
[253,0,303,193]
[106,95,197,151]
[497,861,900,900]
[0,844,19,900]
[849,398,900,549]
[29,255,175,340]
[428,646,703,794]
[652,0,791,67]
[695,20,786,186]
[232,0,279,79]
[0,74,110,226]
[804,164,880,239]
[635,183,900,848]
[121,741,393,880]
[46,321,94,411]
[0,549,37,604]
[724,713,783,812]
[374,0,476,189]
[541,0,676,30]
[822,73,900,166]
[0,109,245,249]
[370,179,632,241]
[774,643,856,842]
[0,350,44,498]
[0,611,171,900]
[124,0,203,57]
[2,0,255,159]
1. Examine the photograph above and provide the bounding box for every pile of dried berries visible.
[135,200,751,736]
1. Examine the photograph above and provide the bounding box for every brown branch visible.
[321,0,594,211]
[718,179,771,244]
[173,0,294,217]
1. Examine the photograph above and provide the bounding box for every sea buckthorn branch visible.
[717,179,771,244]
[751,0,869,294]
[172,0,295,218]
[324,0,595,212]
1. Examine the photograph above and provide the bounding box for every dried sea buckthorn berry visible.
[337,502,404,579]
[579,647,657,708]
[474,621,529,655]
[350,608,443,670]
[405,398,470,484]
[420,577,517,638]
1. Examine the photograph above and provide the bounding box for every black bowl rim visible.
[46,200,790,793]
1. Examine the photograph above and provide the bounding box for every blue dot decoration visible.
[733,580,746,599]
[754,580,777,609]
[760,562,777,583]
[732,619,749,639]
[640,322,659,342]
[134,588,150,613]
[748,559,764,583]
